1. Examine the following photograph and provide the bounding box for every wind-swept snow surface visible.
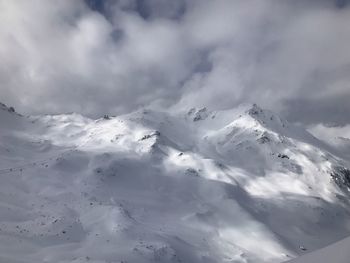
[287,236,350,263]
[0,102,350,263]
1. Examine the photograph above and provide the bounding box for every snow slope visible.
[0,102,350,263]
[287,236,350,263]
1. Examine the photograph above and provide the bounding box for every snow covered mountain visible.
[0,102,350,263]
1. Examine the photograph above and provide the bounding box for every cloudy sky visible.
[0,0,349,125]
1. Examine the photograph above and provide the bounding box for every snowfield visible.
[0,102,350,263]
[286,236,350,263]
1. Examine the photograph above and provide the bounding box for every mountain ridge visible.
[0,102,349,263]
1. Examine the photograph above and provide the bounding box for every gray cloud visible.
[0,0,349,125]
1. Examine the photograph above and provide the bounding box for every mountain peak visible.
[247,103,264,116]
[187,107,211,122]
[243,103,288,132]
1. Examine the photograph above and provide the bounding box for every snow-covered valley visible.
[1,102,350,263]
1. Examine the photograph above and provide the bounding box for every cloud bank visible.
[0,0,349,124]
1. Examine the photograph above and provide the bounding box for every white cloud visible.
[0,0,349,124]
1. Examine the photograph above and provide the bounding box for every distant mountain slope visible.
[309,123,350,161]
[0,103,349,263]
